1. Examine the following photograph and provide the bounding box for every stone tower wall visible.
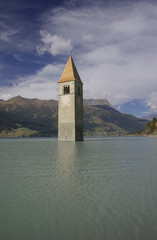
[58,80,83,141]
[75,81,83,141]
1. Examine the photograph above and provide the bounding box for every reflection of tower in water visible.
[54,141,90,235]
[56,142,87,187]
[57,142,77,183]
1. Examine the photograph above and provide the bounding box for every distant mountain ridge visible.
[0,96,147,137]
[141,114,157,121]
[84,99,113,107]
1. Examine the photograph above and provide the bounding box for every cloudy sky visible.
[0,0,157,117]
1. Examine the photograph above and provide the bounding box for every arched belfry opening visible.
[63,85,70,95]
[58,56,83,141]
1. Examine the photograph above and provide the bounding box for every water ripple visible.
[0,137,157,240]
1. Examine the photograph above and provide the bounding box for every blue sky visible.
[0,0,157,117]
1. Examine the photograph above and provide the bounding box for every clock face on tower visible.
[61,95,71,106]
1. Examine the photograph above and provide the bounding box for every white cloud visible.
[146,92,157,112]
[111,15,149,36]
[0,93,12,100]
[35,2,156,106]
[2,1,157,114]
[0,29,18,42]
[116,106,121,111]
[37,31,73,56]
[82,33,95,43]
[0,64,63,100]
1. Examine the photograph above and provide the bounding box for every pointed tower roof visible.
[59,56,83,84]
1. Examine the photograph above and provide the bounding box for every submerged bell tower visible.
[58,56,83,141]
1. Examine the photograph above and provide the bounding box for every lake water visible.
[0,136,157,240]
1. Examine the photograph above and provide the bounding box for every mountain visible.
[0,96,147,137]
[137,118,157,136]
[84,99,113,107]
[141,114,157,121]
[0,96,58,137]
[83,101,147,136]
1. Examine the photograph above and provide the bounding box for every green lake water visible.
[0,136,157,240]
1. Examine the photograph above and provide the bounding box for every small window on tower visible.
[63,85,70,95]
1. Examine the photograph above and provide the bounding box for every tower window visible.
[63,85,70,95]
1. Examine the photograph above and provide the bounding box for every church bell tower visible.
[58,56,83,141]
